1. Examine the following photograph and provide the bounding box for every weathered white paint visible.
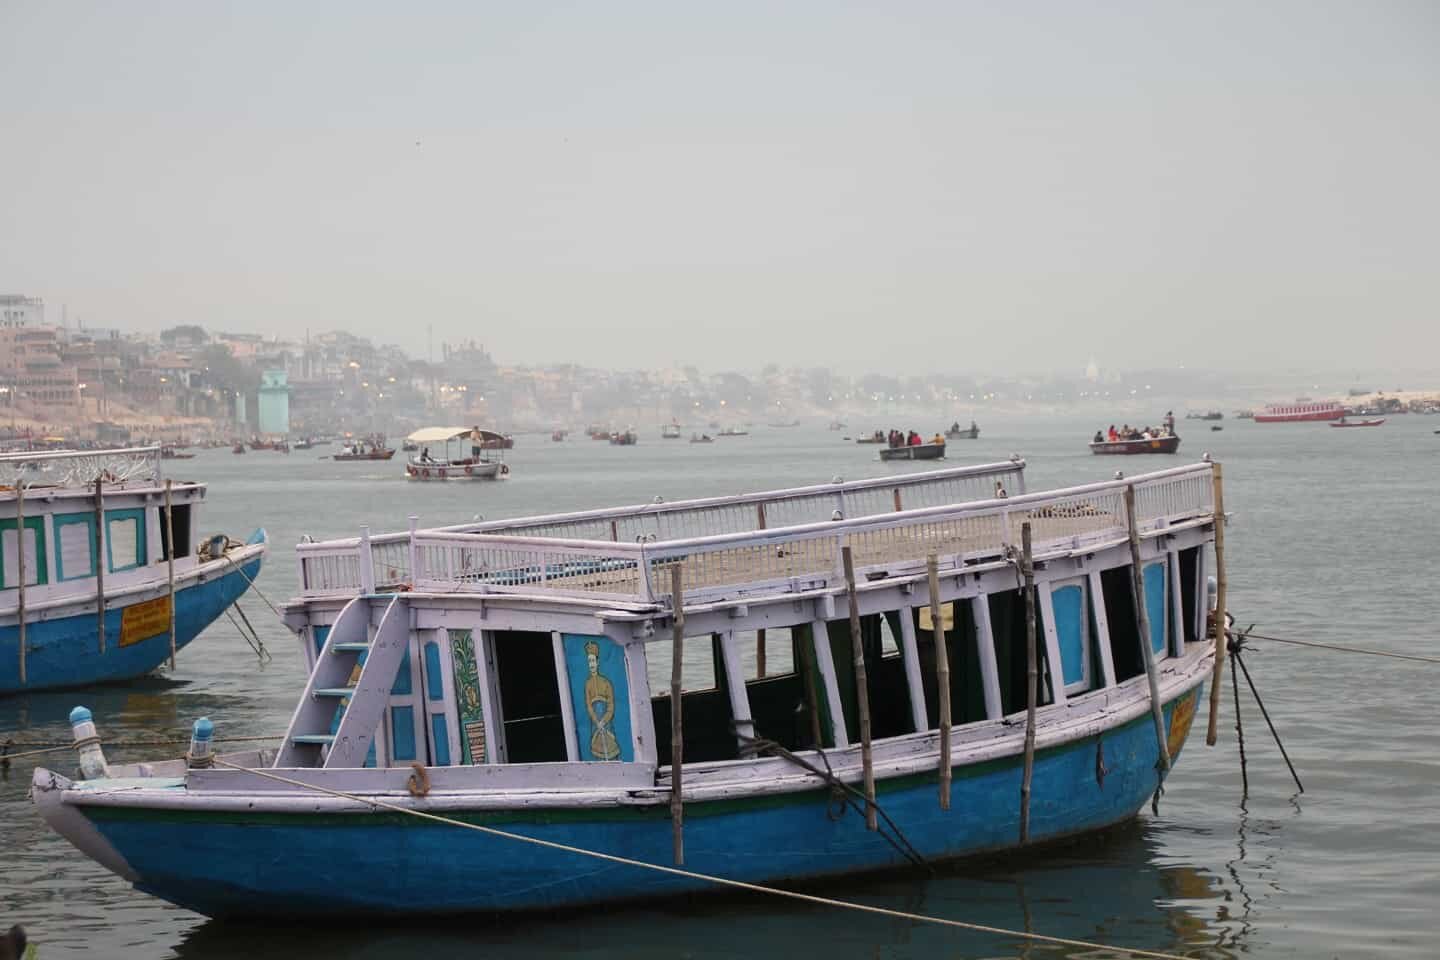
[895,605,928,733]
[1088,570,1118,689]
[970,595,1003,720]
[717,630,756,750]
[810,619,849,747]
[551,631,580,763]
[1037,583,1068,706]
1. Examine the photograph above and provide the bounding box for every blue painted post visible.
[188,717,214,769]
[69,706,110,780]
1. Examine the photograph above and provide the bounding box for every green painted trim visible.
[104,507,148,573]
[52,512,97,581]
[0,515,49,588]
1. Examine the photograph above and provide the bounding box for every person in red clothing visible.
[1107,424,1118,442]
[908,431,922,446]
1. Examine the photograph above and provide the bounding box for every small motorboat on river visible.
[1330,417,1386,428]
[945,421,980,440]
[332,437,396,462]
[404,427,509,481]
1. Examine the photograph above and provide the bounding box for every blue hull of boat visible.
[81,687,1200,918]
[0,545,264,694]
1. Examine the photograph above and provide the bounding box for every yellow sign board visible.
[120,596,173,648]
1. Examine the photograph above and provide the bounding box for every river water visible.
[4,415,1437,958]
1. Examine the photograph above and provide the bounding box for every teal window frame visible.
[0,516,49,589]
[104,507,148,573]
[53,513,97,582]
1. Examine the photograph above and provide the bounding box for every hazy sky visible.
[3,2,1437,375]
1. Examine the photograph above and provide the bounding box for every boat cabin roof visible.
[407,427,504,445]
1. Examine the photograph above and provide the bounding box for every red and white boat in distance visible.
[1253,402,1345,423]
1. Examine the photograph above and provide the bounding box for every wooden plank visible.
[669,564,685,865]
[164,479,176,670]
[1169,549,1185,658]
[895,604,928,734]
[971,596,1002,720]
[810,618,849,747]
[755,627,766,679]
[1088,570,1118,688]
[1037,583,1067,706]
[1125,485,1172,774]
[718,630,756,755]
[94,477,105,653]
[1019,522,1037,843]
[16,480,25,686]
[552,631,580,762]
[841,546,877,831]
[1206,462,1228,746]
[926,555,951,810]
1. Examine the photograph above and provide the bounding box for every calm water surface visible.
[4,416,1438,958]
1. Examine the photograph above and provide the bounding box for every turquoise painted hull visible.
[0,546,264,695]
[81,687,1200,919]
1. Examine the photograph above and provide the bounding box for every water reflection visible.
[168,820,1241,960]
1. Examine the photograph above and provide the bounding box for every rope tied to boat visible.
[733,728,928,870]
[206,756,1196,960]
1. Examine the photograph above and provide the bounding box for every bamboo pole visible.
[669,563,685,865]
[893,488,902,512]
[926,555,951,810]
[756,628,766,679]
[95,477,106,654]
[16,480,26,686]
[1124,485,1172,775]
[841,546,877,831]
[164,479,177,670]
[1019,523,1037,842]
[1205,462,1228,746]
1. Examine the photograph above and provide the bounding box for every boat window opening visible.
[160,502,192,561]
[905,602,989,729]
[54,513,96,582]
[492,630,569,763]
[1178,546,1201,644]
[1099,565,1144,682]
[988,589,1056,715]
[827,613,915,741]
[1050,580,1094,696]
[737,628,797,680]
[652,634,741,764]
[1142,561,1169,661]
[0,517,48,589]
[647,633,719,695]
[104,508,147,573]
[742,628,822,752]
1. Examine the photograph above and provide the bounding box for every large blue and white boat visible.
[34,458,1223,919]
[1,446,266,694]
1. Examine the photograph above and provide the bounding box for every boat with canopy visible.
[403,427,509,481]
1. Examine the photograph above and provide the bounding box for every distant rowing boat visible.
[1089,436,1181,455]
[879,442,945,461]
[1330,418,1385,428]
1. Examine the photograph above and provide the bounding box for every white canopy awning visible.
[406,426,503,444]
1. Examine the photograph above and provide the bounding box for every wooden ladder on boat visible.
[275,593,413,768]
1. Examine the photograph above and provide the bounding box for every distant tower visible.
[1085,358,1100,383]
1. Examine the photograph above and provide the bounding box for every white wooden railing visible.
[296,461,1216,606]
[0,445,162,490]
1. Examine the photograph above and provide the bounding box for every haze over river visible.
[5,414,1438,958]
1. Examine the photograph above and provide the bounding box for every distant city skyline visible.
[3,3,1437,376]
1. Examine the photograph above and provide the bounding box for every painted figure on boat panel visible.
[563,634,632,761]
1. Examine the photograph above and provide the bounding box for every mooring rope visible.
[211,757,1194,960]
[1242,630,1440,665]
[1,734,283,766]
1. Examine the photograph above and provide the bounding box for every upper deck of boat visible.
[294,458,1219,613]
[0,445,185,496]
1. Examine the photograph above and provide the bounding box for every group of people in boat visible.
[887,429,944,448]
[1093,412,1177,444]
